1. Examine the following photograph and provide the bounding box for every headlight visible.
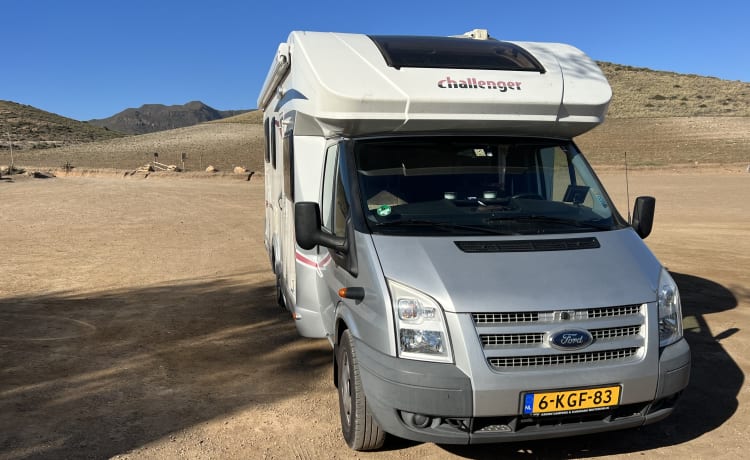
[388,279,453,363]
[658,268,683,347]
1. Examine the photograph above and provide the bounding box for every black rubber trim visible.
[368,35,545,73]
[455,237,600,253]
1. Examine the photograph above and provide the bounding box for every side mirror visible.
[295,202,347,251]
[632,196,655,239]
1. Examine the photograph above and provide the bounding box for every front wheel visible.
[275,272,286,310]
[337,330,385,450]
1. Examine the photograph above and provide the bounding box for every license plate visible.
[522,385,621,416]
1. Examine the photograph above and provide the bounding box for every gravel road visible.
[1,167,747,459]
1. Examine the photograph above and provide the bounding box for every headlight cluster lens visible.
[388,280,453,363]
[658,268,683,347]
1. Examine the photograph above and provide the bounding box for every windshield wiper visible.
[486,215,614,231]
[373,219,516,235]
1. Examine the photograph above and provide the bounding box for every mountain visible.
[3,63,748,165]
[0,100,125,151]
[87,101,251,135]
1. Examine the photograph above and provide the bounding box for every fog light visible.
[401,411,433,429]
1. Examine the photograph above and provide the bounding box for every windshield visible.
[353,137,625,236]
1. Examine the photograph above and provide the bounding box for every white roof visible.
[258,31,612,138]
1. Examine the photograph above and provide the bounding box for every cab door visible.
[318,142,345,335]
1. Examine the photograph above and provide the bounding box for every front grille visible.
[473,312,540,324]
[488,347,638,369]
[481,333,544,346]
[588,305,641,318]
[472,304,641,325]
[473,304,647,371]
[591,325,641,340]
[480,325,641,348]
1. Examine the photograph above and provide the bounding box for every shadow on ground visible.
[0,271,743,459]
[0,275,328,459]
[438,271,744,459]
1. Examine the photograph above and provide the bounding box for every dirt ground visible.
[0,166,748,459]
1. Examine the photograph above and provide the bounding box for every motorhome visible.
[257,29,690,450]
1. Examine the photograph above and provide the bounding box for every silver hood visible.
[370,229,661,313]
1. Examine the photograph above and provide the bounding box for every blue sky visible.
[3,0,748,121]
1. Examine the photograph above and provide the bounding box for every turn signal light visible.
[338,287,365,301]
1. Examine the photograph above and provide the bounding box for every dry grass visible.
[6,123,264,173]
[0,100,125,149]
[211,110,263,124]
[576,117,750,166]
[6,116,748,173]
[599,62,750,117]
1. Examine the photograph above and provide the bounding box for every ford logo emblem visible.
[549,329,593,350]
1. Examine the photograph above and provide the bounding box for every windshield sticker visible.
[376,205,392,217]
[438,77,523,92]
[594,194,608,208]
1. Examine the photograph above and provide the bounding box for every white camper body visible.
[259,31,612,321]
[258,31,689,450]
[258,31,611,139]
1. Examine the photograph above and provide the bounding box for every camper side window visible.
[270,117,277,169]
[283,128,294,201]
[321,145,338,232]
[263,118,270,163]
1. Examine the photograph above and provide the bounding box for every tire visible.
[337,330,385,450]
[275,272,286,310]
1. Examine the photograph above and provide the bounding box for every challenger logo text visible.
[437,76,523,92]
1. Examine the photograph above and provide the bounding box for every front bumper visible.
[355,337,690,444]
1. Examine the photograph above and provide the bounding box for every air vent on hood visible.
[455,237,600,253]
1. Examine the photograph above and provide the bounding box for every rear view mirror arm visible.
[295,201,347,251]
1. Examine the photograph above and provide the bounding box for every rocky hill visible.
[598,62,750,117]
[0,100,125,151]
[87,101,250,134]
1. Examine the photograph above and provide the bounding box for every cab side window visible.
[321,143,349,238]
[321,144,338,232]
[333,168,349,237]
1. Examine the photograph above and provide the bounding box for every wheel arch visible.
[333,316,348,388]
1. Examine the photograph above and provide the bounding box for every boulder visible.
[205,165,217,173]
[0,165,24,174]
[233,166,248,174]
[28,171,55,179]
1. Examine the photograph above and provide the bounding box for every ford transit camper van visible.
[257,29,690,450]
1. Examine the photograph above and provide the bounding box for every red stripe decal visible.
[295,251,332,269]
[295,252,318,268]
